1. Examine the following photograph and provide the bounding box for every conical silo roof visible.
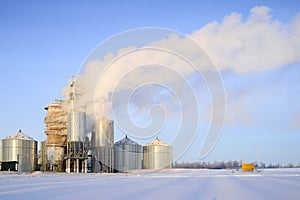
[145,137,169,146]
[115,135,140,145]
[4,130,35,141]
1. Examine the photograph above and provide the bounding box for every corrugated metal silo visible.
[92,118,114,173]
[68,111,86,142]
[66,110,87,173]
[1,130,37,172]
[143,137,172,170]
[114,135,142,172]
[39,140,47,171]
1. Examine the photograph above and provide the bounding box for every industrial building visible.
[43,99,68,172]
[143,137,172,170]
[0,77,173,173]
[114,135,142,172]
[42,83,116,173]
[0,130,37,172]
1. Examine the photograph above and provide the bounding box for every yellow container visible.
[242,163,254,171]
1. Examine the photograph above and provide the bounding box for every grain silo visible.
[38,140,47,171]
[143,137,172,170]
[92,118,114,173]
[1,130,37,172]
[63,76,88,173]
[114,135,142,172]
[66,110,88,173]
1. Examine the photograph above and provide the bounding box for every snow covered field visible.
[1,168,300,200]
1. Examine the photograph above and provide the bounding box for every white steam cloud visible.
[74,6,300,132]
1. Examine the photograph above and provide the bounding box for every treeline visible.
[173,160,300,169]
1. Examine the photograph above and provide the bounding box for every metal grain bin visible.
[92,118,114,172]
[114,135,142,172]
[38,140,47,171]
[68,111,86,142]
[1,130,37,172]
[92,118,114,147]
[143,137,172,170]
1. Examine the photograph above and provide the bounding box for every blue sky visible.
[0,0,299,165]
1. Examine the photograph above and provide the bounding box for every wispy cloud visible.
[190,6,300,73]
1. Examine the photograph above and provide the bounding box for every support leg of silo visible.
[76,159,79,173]
[66,159,70,173]
[84,159,87,173]
[73,159,76,173]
